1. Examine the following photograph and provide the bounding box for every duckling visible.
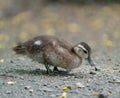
[13,35,96,74]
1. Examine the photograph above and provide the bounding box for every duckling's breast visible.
[45,50,82,70]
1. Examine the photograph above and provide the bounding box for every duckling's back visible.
[13,35,72,54]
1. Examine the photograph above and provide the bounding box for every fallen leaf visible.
[61,86,71,91]
[0,59,4,63]
[7,81,16,85]
[58,92,67,98]
[108,80,120,84]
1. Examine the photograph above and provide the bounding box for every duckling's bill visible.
[87,56,95,66]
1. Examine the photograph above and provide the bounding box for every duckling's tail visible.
[13,43,26,54]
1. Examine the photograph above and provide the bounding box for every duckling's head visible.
[73,42,95,66]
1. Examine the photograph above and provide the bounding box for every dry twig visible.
[108,80,120,84]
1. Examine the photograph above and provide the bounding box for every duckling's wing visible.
[56,38,73,51]
[34,35,73,50]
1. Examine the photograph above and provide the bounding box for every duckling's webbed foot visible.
[53,67,70,74]
[53,67,59,72]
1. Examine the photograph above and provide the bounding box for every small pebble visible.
[95,67,100,71]
[35,68,41,72]
[115,64,119,66]
[50,94,56,97]
[43,87,54,92]
[10,60,14,63]
[98,94,108,98]
[76,82,85,88]
[107,58,111,61]
[6,91,12,94]
[74,89,80,94]
[24,86,31,90]
[86,78,91,82]
[29,89,34,93]
[89,71,96,75]
[19,76,24,79]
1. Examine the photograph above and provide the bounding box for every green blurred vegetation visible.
[0,0,120,55]
[0,0,120,18]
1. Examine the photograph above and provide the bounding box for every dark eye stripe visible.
[83,50,87,54]
[77,45,88,54]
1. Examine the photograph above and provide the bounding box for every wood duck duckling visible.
[13,35,96,74]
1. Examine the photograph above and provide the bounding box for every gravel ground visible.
[0,1,120,98]
[0,48,120,98]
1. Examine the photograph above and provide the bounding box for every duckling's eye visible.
[83,50,87,54]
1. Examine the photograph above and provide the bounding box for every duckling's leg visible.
[44,64,52,74]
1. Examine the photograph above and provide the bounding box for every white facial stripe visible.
[34,40,42,45]
[78,44,87,52]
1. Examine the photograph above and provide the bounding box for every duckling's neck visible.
[71,47,82,59]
